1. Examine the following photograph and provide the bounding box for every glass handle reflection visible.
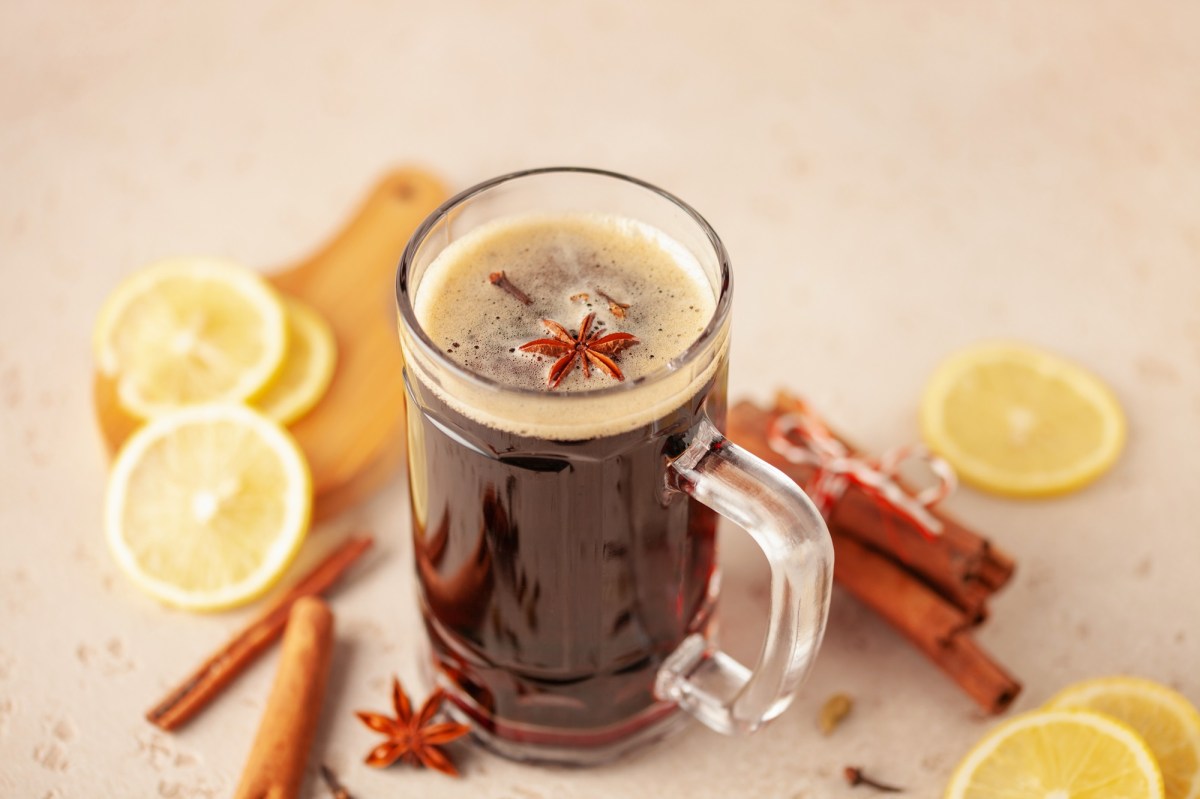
[657,418,834,735]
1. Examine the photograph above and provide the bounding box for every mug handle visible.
[656,417,834,735]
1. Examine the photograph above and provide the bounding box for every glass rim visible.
[395,166,733,401]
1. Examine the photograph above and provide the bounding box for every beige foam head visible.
[402,213,729,440]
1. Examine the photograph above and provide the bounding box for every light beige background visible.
[2,1,1198,796]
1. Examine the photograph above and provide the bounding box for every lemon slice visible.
[94,257,288,419]
[920,342,1126,497]
[1047,677,1200,799]
[254,297,337,425]
[946,709,1164,799]
[105,404,311,611]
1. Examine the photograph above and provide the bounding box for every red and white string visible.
[766,398,956,539]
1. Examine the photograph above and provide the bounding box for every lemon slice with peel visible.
[105,404,311,611]
[920,342,1126,497]
[254,297,337,425]
[94,257,288,419]
[946,709,1164,799]
[1047,677,1200,799]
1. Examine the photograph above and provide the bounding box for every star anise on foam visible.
[355,677,470,776]
[518,312,639,389]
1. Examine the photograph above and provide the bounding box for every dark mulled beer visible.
[404,213,726,744]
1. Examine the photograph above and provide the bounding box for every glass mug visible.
[396,167,833,764]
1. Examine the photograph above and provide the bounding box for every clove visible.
[844,766,903,793]
[320,764,352,799]
[488,271,532,305]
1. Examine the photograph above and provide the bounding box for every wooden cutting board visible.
[93,168,449,520]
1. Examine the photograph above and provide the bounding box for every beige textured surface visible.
[2,2,1198,796]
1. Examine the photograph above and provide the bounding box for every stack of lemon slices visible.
[95,258,337,611]
[946,676,1200,799]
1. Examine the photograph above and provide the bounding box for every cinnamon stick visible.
[233,597,334,799]
[146,535,372,731]
[833,535,1020,713]
[831,507,993,621]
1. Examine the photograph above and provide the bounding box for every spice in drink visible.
[519,312,639,389]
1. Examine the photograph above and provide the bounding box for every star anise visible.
[355,677,470,776]
[519,312,639,389]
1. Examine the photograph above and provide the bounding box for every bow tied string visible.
[765,398,956,539]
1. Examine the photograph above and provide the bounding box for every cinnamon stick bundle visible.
[726,398,1020,713]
